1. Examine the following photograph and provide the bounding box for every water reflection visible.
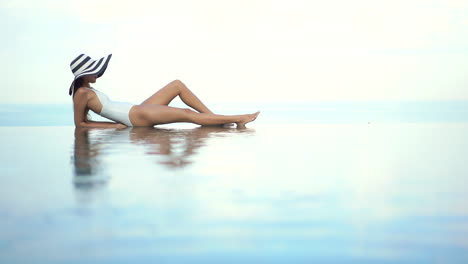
[128,126,254,168]
[71,126,255,189]
[72,127,112,204]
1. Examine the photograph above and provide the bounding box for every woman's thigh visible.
[130,104,192,126]
[140,80,180,106]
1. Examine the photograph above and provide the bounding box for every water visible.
[2,100,468,126]
[1,102,468,263]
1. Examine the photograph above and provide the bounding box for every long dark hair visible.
[72,78,84,98]
[72,77,92,122]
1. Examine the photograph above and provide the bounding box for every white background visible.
[2,0,468,103]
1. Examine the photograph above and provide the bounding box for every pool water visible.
[1,121,468,263]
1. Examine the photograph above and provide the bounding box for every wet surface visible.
[1,123,468,263]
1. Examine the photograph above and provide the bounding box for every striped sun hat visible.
[69,53,112,95]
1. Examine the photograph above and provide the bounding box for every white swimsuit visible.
[90,88,135,126]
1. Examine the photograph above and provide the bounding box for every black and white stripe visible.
[69,53,112,95]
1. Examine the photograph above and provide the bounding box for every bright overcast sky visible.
[2,0,468,103]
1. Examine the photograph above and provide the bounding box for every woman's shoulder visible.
[80,87,98,94]
[73,87,96,101]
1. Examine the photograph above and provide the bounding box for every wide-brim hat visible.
[69,53,112,96]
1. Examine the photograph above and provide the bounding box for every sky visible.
[2,0,468,104]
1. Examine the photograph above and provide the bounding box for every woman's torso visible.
[74,87,104,115]
[73,87,137,126]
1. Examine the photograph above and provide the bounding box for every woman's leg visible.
[140,80,214,114]
[135,104,259,127]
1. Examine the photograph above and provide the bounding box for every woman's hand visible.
[116,123,127,129]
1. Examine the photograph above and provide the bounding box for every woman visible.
[70,54,260,128]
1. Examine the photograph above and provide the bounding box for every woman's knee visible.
[170,79,183,87]
[173,79,189,90]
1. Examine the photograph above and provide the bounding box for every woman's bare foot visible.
[236,111,260,128]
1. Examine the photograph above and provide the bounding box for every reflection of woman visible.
[73,127,100,176]
[69,54,260,129]
[129,126,253,168]
[73,126,253,174]
[72,127,110,195]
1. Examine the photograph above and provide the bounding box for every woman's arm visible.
[81,120,127,129]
